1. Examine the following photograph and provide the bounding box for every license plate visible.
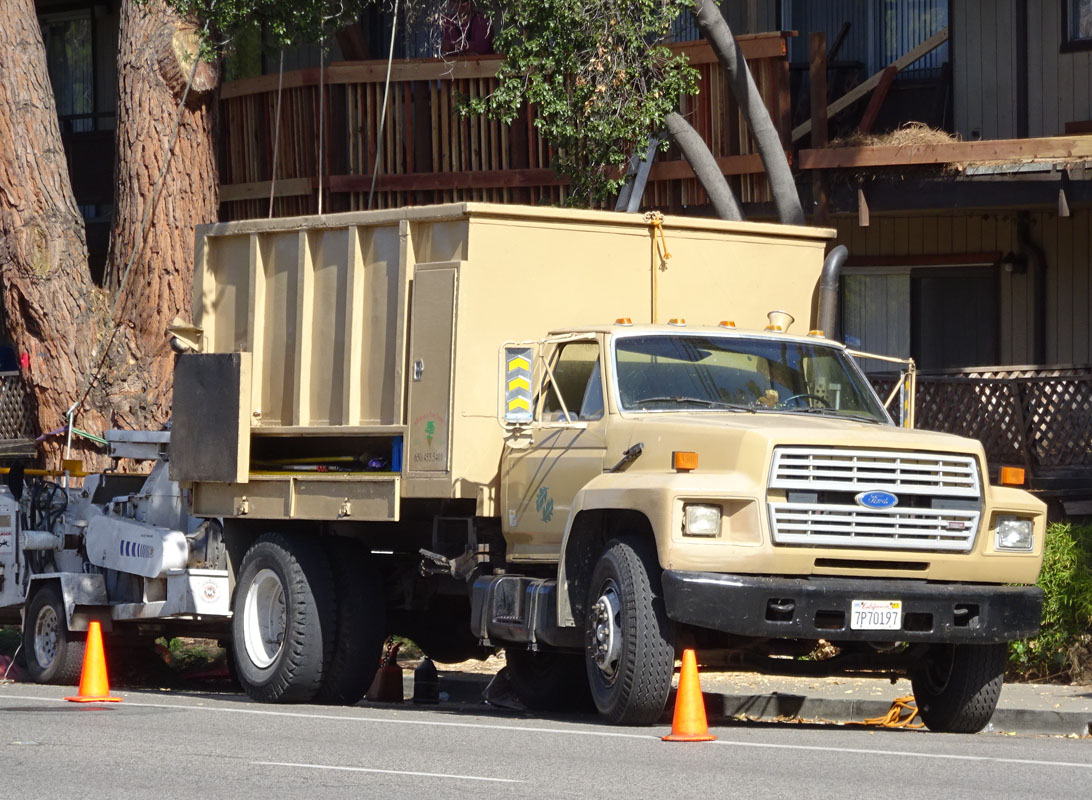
[850,599,903,631]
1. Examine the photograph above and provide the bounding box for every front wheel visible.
[584,537,675,725]
[911,643,1006,733]
[23,584,85,685]
[231,533,335,703]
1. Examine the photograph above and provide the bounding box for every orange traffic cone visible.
[65,621,122,703]
[662,649,715,742]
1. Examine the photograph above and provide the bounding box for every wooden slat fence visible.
[870,367,1092,486]
[218,34,792,219]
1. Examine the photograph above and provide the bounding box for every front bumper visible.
[662,571,1042,644]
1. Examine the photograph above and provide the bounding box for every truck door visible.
[502,339,607,562]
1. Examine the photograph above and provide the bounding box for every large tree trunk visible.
[692,0,804,225]
[0,0,107,466]
[105,0,220,430]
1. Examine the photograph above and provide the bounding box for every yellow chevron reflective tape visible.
[507,376,530,392]
[507,356,531,372]
[508,397,531,412]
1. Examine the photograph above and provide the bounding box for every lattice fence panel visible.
[0,372,34,440]
[1020,378,1092,468]
[870,371,1092,474]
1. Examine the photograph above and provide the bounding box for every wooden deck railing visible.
[217,33,792,219]
[871,367,1092,490]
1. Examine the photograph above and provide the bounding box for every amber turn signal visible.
[999,466,1026,486]
[673,451,699,471]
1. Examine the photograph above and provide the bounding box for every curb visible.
[708,691,1092,736]
[417,671,1092,736]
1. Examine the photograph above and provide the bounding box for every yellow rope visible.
[848,695,925,729]
[644,210,672,260]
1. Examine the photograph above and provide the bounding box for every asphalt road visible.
[1,684,1089,800]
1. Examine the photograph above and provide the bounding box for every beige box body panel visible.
[189,203,833,516]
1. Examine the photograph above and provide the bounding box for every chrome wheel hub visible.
[242,568,287,669]
[591,584,622,677]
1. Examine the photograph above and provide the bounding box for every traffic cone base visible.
[65,621,121,703]
[663,648,715,742]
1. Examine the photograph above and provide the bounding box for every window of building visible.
[841,266,999,373]
[1064,0,1092,51]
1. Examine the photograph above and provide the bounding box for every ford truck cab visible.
[493,320,1044,731]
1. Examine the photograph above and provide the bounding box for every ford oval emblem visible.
[855,490,898,509]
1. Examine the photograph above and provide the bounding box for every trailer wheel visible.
[911,643,1006,733]
[505,648,592,712]
[584,537,675,725]
[23,584,85,685]
[231,533,335,703]
[313,538,385,705]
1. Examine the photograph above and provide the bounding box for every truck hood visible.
[618,411,985,474]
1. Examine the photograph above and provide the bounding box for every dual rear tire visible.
[231,532,384,705]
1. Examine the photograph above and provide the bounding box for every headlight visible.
[995,516,1033,551]
[683,504,721,537]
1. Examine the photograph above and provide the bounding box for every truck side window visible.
[541,342,603,422]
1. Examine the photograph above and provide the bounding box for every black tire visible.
[23,584,85,685]
[231,532,336,703]
[313,538,386,705]
[911,643,1007,733]
[583,537,675,725]
[505,647,593,712]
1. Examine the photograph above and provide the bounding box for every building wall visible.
[1028,0,1092,136]
[833,209,1092,367]
[952,0,1018,139]
[954,0,1092,139]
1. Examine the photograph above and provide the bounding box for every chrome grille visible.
[770,448,980,497]
[768,447,982,553]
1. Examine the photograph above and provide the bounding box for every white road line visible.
[0,692,654,741]
[709,739,1092,770]
[253,760,523,784]
[3,691,1090,771]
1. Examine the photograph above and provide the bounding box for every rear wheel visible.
[911,643,1006,733]
[313,538,386,705]
[23,585,85,685]
[505,648,592,712]
[584,537,675,725]
[231,533,335,703]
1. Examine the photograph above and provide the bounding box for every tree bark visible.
[663,112,743,220]
[691,0,805,225]
[105,0,220,429]
[0,0,107,465]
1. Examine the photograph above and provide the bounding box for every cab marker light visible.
[615,317,633,326]
[668,318,686,326]
[718,320,737,329]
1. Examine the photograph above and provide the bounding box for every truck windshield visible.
[613,334,889,422]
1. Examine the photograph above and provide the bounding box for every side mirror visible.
[500,344,535,428]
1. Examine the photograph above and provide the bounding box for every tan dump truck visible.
[163,203,1043,731]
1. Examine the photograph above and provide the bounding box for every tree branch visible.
[664,111,743,221]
